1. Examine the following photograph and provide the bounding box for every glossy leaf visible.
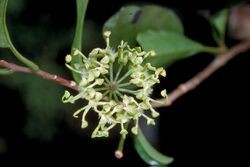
[137,30,206,67]
[210,9,229,44]
[103,5,183,47]
[71,0,89,82]
[134,128,174,166]
[0,0,10,48]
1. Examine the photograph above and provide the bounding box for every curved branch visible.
[0,60,78,91]
[153,41,250,108]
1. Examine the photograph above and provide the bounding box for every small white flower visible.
[62,31,167,138]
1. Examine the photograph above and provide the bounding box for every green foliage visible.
[0,0,38,70]
[134,129,174,166]
[137,30,206,67]
[0,0,72,139]
[0,0,234,165]
[0,0,10,48]
[210,9,229,44]
[71,0,89,83]
[0,68,13,75]
[103,5,183,47]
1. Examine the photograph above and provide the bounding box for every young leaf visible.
[0,0,10,48]
[137,30,207,67]
[134,128,174,166]
[103,5,183,47]
[71,0,89,82]
[210,9,229,44]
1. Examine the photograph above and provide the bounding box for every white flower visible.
[62,31,167,138]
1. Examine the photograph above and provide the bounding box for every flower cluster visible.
[62,31,167,139]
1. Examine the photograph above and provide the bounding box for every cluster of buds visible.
[62,31,167,139]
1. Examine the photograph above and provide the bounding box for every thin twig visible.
[0,60,79,91]
[152,41,250,108]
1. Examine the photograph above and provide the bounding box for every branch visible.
[0,60,78,91]
[153,41,250,108]
[1,41,249,106]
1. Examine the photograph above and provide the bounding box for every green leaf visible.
[0,68,13,75]
[71,0,89,82]
[134,128,174,166]
[0,0,10,48]
[210,9,229,44]
[137,30,206,67]
[0,0,38,70]
[103,5,183,47]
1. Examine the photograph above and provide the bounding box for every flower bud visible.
[95,92,103,101]
[104,31,111,38]
[87,73,95,82]
[73,49,81,56]
[131,126,138,135]
[120,129,128,139]
[99,116,107,125]
[96,79,104,85]
[151,110,159,118]
[63,90,70,98]
[136,91,144,100]
[101,131,109,137]
[134,46,142,52]
[99,67,108,74]
[103,104,111,112]
[156,67,166,77]
[88,89,96,99]
[93,70,100,78]
[140,101,150,110]
[147,118,155,125]
[80,78,88,86]
[161,89,167,98]
[81,120,88,128]
[101,56,110,64]
[150,50,156,56]
[65,54,72,63]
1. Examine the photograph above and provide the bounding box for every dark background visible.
[0,0,249,166]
